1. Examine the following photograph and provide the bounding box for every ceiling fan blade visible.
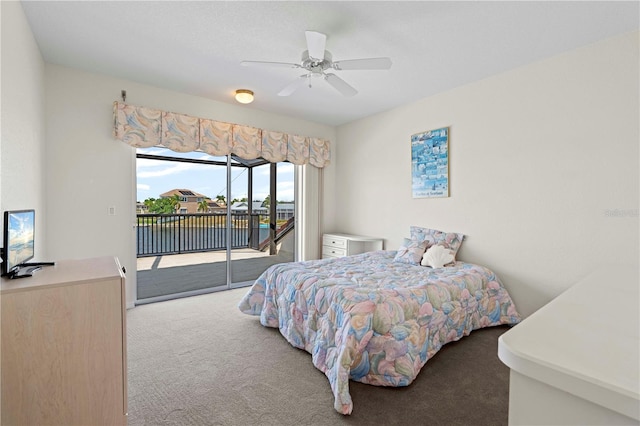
[324,73,357,97]
[305,31,327,61]
[241,60,301,69]
[332,57,392,70]
[278,75,309,96]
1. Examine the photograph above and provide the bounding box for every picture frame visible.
[411,127,449,198]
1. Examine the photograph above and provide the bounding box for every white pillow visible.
[421,244,454,268]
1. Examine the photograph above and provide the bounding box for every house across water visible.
[230,201,294,221]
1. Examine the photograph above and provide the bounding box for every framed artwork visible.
[411,127,449,198]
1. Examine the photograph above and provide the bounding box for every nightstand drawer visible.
[322,246,346,258]
[323,235,347,249]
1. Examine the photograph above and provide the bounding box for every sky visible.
[136,147,295,203]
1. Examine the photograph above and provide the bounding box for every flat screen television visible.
[2,209,35,276]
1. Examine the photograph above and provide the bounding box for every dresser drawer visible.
[323,235,347,249]
[322,246,346,258]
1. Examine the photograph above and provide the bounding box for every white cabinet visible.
[322,233,384,259]
[498,266,639,425]
[1,257,128,426]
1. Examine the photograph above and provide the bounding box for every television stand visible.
[1,256,128,424]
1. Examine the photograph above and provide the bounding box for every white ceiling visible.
[21,1,639,126]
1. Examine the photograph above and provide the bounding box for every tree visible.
[262,195,271,208]
[197,200,209,213]
[143,198,156,211]
[143,197,178,214]
[215,195,226,205]
[169,194,182,213]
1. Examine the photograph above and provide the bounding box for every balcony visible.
[136,213,294,303]
[136,213,277,256]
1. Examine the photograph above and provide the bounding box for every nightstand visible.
[322,233,384,259]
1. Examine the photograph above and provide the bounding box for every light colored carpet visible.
[127,287,511,426]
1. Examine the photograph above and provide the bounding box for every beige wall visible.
[43,64,335,307]
[330,31,639,317]
[0,1,47,261]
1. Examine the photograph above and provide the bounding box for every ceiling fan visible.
[240,31,392,97]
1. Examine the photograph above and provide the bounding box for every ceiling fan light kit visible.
[235,89,254,104]
[241,30,392,98]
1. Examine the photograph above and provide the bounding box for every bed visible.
[238,248,520,415]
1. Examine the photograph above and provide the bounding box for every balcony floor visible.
[136,248,293,302]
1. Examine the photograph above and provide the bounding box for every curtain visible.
[113,102,161,148]
[232,124,261,160]
[286,134,309,165]
[162,112,199,152]
[262,130,288,163]
[309,137,331,168]
[295,164,323,261]
[200,119,233,156]
[113,101,330,168]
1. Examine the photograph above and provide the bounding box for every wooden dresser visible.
[322,233,384,259]
[1,257,128,425]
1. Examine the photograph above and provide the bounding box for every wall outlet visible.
[108,206,116,216]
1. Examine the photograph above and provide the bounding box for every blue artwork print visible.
[411,127,449,198]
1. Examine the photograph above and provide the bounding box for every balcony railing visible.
[136,213,273,257]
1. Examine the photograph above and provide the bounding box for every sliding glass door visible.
[228,161,296,287]
[134,147,295,303]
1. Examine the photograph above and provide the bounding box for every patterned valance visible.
[113,102,330,168]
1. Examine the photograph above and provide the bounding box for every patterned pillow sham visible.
[393,238,428,265]
[409,226,465,260]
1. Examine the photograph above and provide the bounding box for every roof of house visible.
[230,202,294,211]
[159,189,209,199]
[230,202,267,211]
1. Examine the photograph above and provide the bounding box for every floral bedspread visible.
[238,250,521,414]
